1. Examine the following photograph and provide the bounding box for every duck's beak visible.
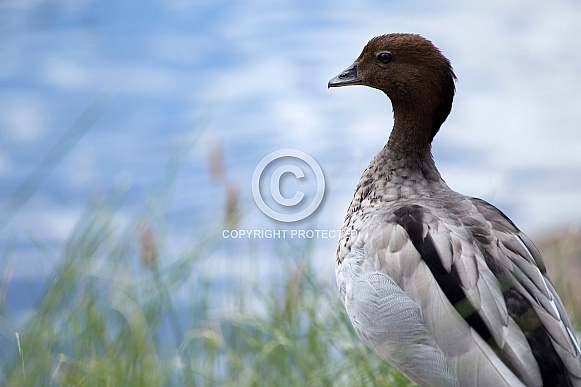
[328,62,361,88]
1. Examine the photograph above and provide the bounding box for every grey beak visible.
[328,62,361,88]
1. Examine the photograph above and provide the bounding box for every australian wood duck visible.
[329,33,581,386]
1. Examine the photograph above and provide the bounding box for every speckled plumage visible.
[330,33,581,386]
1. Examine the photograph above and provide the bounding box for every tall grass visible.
[0,194,411,386]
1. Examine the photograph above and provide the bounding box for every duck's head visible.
[329,33,457,139]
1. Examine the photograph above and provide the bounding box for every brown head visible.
[329,34,456,141]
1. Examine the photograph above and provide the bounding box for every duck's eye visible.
[377,52,393,64]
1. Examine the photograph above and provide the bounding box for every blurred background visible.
[1,0,580,385]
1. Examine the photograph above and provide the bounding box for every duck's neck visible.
[347,108,447,213]
[381,105,443,181]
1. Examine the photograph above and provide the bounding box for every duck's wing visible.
[469,198,581,384]
[338,198,581,386]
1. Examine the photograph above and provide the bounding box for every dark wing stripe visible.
[393,205,493,344]
[505,289,572,387]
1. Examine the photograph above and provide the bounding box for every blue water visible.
[2,0,581,328]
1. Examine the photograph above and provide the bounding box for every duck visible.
[329,33,581,386]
